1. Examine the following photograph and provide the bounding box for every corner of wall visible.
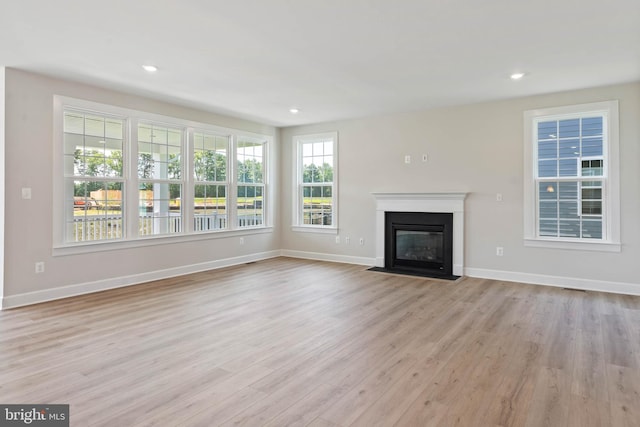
[0,66,6,304]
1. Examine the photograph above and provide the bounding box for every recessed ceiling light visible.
[510,72,526,80]
[289,108,300,114]
[142,65,158,73]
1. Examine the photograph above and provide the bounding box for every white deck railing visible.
[71,213,261,242]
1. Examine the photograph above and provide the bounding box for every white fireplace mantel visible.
[372,192,467,276]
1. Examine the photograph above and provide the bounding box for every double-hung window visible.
[137,123,184,236]
[193,131,229,231]
[63,110,125,242]
[524,101,620,252]
[236,137,266,228]
[293,132,338,232]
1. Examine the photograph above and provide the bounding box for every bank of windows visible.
[525,102,619,247]
[62,106,268,244]
[295,132,337,229]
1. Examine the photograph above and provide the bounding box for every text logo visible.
[0,405,69,427]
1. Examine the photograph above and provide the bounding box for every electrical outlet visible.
[345,237,350,244]
[359,238,364,245]
[496,247,504,256]
[404,155,411,164]
[239,237,245,245]
[496,193,503,202]
[22,188,32,200]
[35,262,45,273]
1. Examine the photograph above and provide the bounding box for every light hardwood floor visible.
[1,257,639,426]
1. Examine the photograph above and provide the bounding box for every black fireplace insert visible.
[383,211,457,279]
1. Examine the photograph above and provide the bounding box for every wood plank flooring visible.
[1,257,639,426]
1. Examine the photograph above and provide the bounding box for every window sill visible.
[53,227,274,256]
[524,238,621,253]
[291,226,338,235]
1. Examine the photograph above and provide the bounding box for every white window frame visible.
[292,132,338,234]
[52,96,273,255]
[523,100,620,252]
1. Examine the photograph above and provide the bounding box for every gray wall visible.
[280,82,640,290]
[3,68,280,302]
[4,68,639,305]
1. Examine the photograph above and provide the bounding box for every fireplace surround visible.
[372,192,467,277]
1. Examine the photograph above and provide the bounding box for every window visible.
[524,101,620,252]
[63,110,125,242]
[137,123,184,236]
[237,137,266,228]
[193,131,228,231]
[55,96,272,250]
[293,132,338,232]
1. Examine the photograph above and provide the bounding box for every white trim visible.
[290,226,338,234]
[465,267,640,296]
[52,227,274,256]
[0,67,5,302]
[1,250,281,309]
[523,100,620,249]
[372,192,467,276]
[280,249,375,266]
[523,238,621,252]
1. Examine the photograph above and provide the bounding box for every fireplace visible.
[372,192,467,278]
[385,212,455,278]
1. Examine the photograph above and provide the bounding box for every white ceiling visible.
[1,0,639,127]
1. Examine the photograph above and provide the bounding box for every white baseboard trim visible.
[465,267,640,296]
[1,250,281,310]
[280,250,376,267]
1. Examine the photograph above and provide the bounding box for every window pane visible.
[559,119,580,138]
[237,139,264,184]
[559,139,580,158]
[194,184,227,231]
[539,219,558,237]
[194,132,227,182]
[538,141,557,159]
[581,159,603,177]
[582,117,603,137]
[138,124,182,180]
[538,160,557,177]
[303,163,318,183]
[582,219,602,239]
[582,201,602,215]
[539,201,557,218]
[582,188,601,200]
[558,182,578,200]
[64,112,85,134]
[237,184,264,228]
[539,182,558,199]
[559,201,578,219]
[538,121,557,140]
[559,220,580,238]
[138,183,182,236]
[64,111,124,178]
[582,137,603,157]
[85,115,105,137]
[66,181,123,243]
[558,159,577,176]
[302,186,320,225]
